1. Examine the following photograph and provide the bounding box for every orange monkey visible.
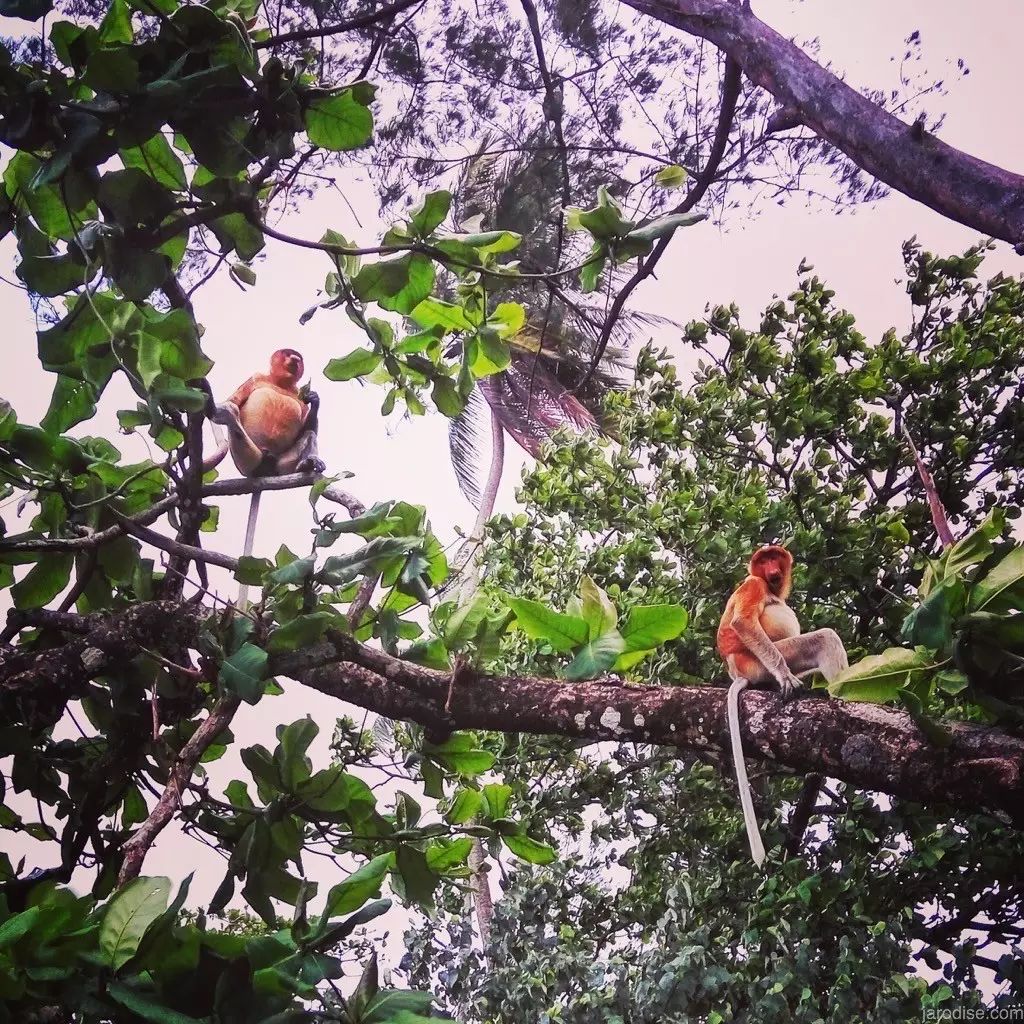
[206,348,324,477]
[717,545,848,865]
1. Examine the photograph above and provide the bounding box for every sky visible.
[2,0,1023,956]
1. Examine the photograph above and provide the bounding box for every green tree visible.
[1,0,1023,1021]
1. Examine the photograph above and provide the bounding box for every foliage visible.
[396,243,1024,1018]
[832,508,1024,729]
[0,0,1017,1018]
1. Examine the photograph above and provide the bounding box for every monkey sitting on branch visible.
[202,348,325,604]
[716,545,849,867]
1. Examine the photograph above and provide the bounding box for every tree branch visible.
[5,602,1023,826]
[581,54,742,385]
[615,0,1024,247]
[118,694,241,885]
[253,0,421,49]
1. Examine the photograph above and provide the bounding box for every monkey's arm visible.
[728,579,802,695]
[225,375,263,411]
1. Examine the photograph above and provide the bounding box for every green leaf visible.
[502,834,556,865]
[482,783,512,819]
[267,612,335,654]
[829,647,934,703]
[654,164,688,188]
[305,88,374,151]
[277,717,318,788]
[12,552,73,609]
[408,191,451,237]
[352,254,435,315]
[235,555,274,585]
[425,837,473,871]
[100,876,171,971]
[323,853,394,917]
[970,545,1024,614]
[0,906,41,948]
[120,134,187,191]
[325,347,382,381]
[107,982,205,1023]
[98,169,175,228]
[620,604,689,651]
[136,309,212,387]
[431,377,465,417]
[901,577,964,650]
[565,629,625,680]
[445,788,483,824]
[626,210,706,244]
[362,990,435,1024]
[98,0,133,42]
[219,642,269,704]
[579,576,617,638]
[0,0,52,20]
[504,596,588,653]
[410,297,475,333]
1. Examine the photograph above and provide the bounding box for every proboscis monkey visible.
[203,349,324,605]
[717,545,848,866]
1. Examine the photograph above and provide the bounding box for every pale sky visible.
[2,0,1022,951]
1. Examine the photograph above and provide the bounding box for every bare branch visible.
[582,55,742,385]
[118,694,241,885]
[253,0,422,49]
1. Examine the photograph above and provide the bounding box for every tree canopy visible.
[1,0,1023,1020]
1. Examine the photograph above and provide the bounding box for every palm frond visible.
[477,354,596,459]
[448,385,489,508]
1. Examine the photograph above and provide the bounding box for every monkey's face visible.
[750,545,793,597]
[271,348,305,383]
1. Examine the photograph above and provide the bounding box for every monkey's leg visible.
[726,675,767,867]
[275,427,325,474]
[774,630,849,683]
[211,402,264,476]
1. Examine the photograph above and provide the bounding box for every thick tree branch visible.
[615,0,1024,246]
[4,602,1023,826]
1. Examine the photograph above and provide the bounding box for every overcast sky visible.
[2,0,1022,932]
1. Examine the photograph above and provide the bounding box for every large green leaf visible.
[304,88,374,151]
[100,876,171,971]
[502,834,556,865]
[829,647,935,703]
[504,596,588,653]
[322,853,394,918]
[352,254,435,315]
[324,347,382,381]
[565,629,625,680]
[619,604,689,651]
[970,546,1024,614]
[219,642,269,704]
[120,134,187,191]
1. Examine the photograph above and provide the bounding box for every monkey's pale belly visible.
[759,602,801,641]
[241,392,304,454]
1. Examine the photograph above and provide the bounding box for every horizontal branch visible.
[253,0,421,49]
[298,654,1024,824]
[618,0,1024,246]
[4,602,1022,825]
[0,474,366,554]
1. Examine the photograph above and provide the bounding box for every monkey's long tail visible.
[238,491,261,609]
[727,678,767,867]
